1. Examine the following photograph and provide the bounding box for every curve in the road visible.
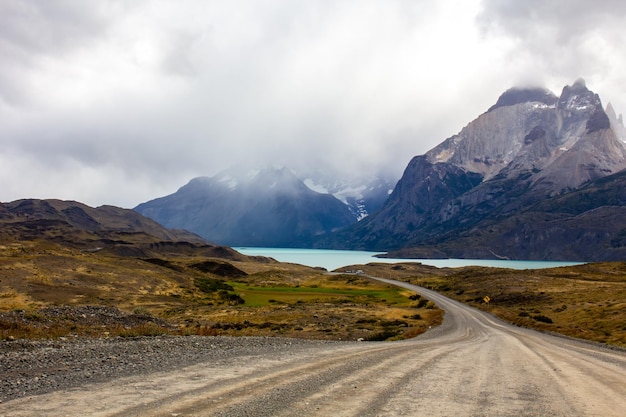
[2,276,625,417]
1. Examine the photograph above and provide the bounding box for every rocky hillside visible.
[0,199,243,258]
[135,166,361,247]
[318,79,626,261]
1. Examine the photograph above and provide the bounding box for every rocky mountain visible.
[297,170,393,221]
[134,166,376,247]
[318,79,626,261]
[0,199,239,258]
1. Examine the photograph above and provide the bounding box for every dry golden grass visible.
[0,241,441,341]
[348,262,626,347]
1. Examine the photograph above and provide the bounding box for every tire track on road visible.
[2,276,625,417]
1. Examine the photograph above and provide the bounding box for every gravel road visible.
[1,277,625,416]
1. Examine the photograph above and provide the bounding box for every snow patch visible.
[354,201,368,221]
[530,102,555,109]
[218,175,238,190]
[331,184,367,205]
[303,178,329,194]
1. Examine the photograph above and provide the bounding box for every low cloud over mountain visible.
[135,166,393,247]
[317,80,626,261]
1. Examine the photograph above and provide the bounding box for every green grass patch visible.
[229,282,411,307]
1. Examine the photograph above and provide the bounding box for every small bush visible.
[416,299,429,308]
[379,319,408,327]
[532,315,553,324]
[217,290,245,305]
[195,278,234,293]
[364,329,399,341]
[132,307,152,316]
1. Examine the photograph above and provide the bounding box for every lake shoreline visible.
[234,247,583,271]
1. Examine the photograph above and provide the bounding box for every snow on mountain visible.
[300,172,394,221]
[303,178,329,195]
[317,79,626,262]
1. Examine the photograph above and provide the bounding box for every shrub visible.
[195,277,234,293]
[217,290,245,305]
[132,307,152,316]
[379,319,408,327]
[532,315,553,324]
[364,329,399,341]
[356,318,377,324]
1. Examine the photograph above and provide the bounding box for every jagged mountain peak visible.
[427,79,625,184]
[318,79,626,261]
[606,102,617,119]
[557,78,601,112]
[605,102,626,141]
[488,86,558,112]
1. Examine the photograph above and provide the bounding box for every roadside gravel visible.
[0,335,336,403]
[2,278,625,416]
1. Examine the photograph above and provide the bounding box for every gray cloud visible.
[0,1,113,106]
[1,0,626,207]
[478,0,626,92]
[479,0,626,37]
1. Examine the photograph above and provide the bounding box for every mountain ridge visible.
[0,199,252,259]
[317,79,626,261]
[134,166,390,247]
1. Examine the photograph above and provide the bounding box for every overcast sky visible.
[1,0,625,208]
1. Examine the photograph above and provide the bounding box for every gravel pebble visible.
[0,335,334,403]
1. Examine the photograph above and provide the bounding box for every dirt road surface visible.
[2,277,625,416]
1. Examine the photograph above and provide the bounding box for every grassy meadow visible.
[2,240,624,347]
[0,241,441,341]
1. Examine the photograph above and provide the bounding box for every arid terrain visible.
[335,262,626,347]
[0,241,442,342]
[1,209,625,415]
[1,277,624,417]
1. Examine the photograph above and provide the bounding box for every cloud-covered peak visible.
[488,87,558,112]
[2,1,626,208]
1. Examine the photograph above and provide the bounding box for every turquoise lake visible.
[234,247,583,271]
